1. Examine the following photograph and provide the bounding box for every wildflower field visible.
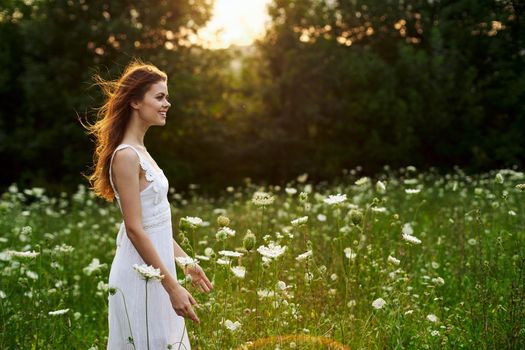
[1,167,524,349]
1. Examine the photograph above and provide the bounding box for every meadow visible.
[1,167,524,349]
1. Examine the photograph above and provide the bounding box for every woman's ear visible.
[130,99,141,110]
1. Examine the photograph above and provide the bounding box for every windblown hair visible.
[80,59,167,201]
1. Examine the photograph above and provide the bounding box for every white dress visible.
[107,144,191,350]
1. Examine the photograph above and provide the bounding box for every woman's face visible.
[132,80,171,126]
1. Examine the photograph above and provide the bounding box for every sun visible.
[197,0,272,49]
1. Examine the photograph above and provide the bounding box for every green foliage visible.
[0,0,524,193]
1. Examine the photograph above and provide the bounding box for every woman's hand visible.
[184,264,214,293]
[167,283,200,324]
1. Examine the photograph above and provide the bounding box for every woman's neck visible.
[122,112,148,149]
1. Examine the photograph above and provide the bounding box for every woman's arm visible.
[172,238,188,259]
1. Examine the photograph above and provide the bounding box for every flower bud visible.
[349,209,363,226]
[217,215,230,227]
[495,173,504,184]
[243,230,256,251]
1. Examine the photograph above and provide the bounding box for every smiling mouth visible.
[159,111,167,117]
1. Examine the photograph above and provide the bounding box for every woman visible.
[84,60,213,349]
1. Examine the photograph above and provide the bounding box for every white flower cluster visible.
[184,216,203,226]
[388,255,400,266]
[48,308,70,316]
[252,191,275,206]
[344,247,356,260]
[6,250,40,259]
[324,193,347,205]
[296,250,312,262]
[257,242,287,260]
[175,256,199,268]
[372,298,386,309]
[290,216,308,226]
[230,266,246,279]
[222,318,241,332]
[132,263,164,281]
[355,177,370,186]
[219,250,243,258]
[401,223,422,245]
[83,258,107,276]
[53,244,75,254]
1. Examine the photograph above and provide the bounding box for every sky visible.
[197,0,273,49]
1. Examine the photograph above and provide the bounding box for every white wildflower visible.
[175,256,199,268]
[185,216,203,226]
[6,250,39,259]
[402,223,413,236]
[402,233,422,245]
[83,258,107,276]
[222,319,241,332]
[252,191,275,206]
[257,242,286,259]
[291,216,308,226]
[97,281,109,292]
[217,257,230,265]
[432,277,445,286]
[223,227,236,236]
[218,250,243,258]
[371,207,387,213]
[376,180,386,193]
[427,314,438,323]
[317,214,327,222]
[285,187,297,195]
[405,188,421,194]
[324,193,347,205]
[26,270,38,280]
[54,244,74,254]
[257,289,275,298]
[388,255,400,266]
[231,266,246,279]
[372,298,386,309]
[49,308,70,316]
[344,247,356,260]
[195,254,210,261]
[204,247,215,257]
[133,264,164,281]
[355,177,370,186]
[296,250,313,262]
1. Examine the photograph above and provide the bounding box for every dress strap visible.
[109,143,154,199]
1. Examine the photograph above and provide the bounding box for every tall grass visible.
[0,167,524,349]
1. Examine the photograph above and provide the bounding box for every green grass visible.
[1,167,524,349]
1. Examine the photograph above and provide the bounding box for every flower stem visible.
[145,280,150,350]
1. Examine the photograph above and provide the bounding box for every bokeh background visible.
[1,0,524,194]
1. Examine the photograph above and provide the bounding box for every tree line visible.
[1,0,524,195]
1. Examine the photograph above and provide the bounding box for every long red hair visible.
[81,59,167,201]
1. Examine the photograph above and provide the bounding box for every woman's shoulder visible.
[112,147,141,173]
